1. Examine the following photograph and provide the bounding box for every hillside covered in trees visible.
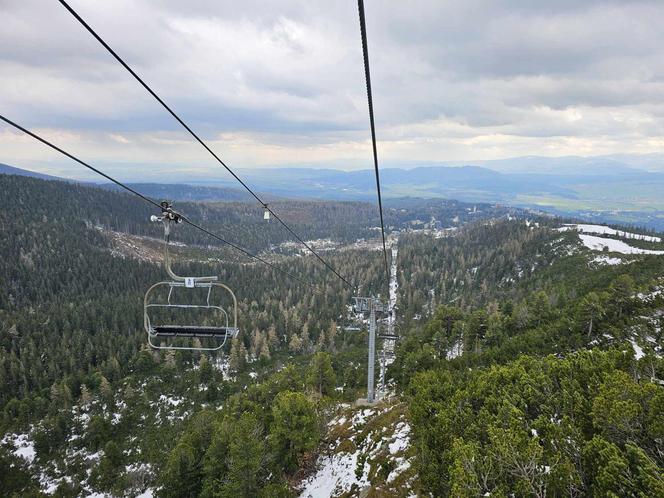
[0,173,662,497]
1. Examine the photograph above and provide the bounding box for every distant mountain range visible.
[0,163,253,202]
[0,163,66,182]
[447,154,654,175]
[5,156,664,229]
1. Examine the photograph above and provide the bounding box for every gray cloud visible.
[1,0,664,179]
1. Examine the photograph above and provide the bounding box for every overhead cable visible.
[357,0,390,287]
[57,0,353,289]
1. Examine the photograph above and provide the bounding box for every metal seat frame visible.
[144,209,239,351]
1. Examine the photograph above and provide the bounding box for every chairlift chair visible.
[144,202,239,351]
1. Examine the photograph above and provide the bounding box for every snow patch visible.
[560,224,661,242]
[578,234,664,255]
[630,339,645,360]
[351,409,374,426]
[299,447,370,498]
[328,416,346,428]
[299,405,413,497]
[387,459,411,484]
[159,395,183,407]
[447,339,463,360]
[388,423,410,454]
[212,357,232,381]
[1,433,36,463]
[591,255,623,266]
[637,289,663,301]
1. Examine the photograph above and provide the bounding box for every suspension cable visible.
[0,114,321,292]
[357,0,390,288]
[57,0,353,289]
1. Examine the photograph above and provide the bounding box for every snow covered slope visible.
[560,224,661,242]
[578,234,664,255]
[298,401,415,498]
[558,223,664,256]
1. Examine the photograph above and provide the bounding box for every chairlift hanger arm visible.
[151,209,217,283]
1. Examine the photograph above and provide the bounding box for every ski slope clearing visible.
[560,224,661,242]
[579,234,664,255]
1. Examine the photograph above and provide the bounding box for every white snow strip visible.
[630,339,645,360]
[560,224,661,242]
[579,234,664,255]
[328,416,347,428]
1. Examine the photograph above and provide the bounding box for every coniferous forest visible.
[1,173,663,497]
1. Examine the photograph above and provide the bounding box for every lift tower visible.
[353,296,387,403]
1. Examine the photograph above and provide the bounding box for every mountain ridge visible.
[6,160,664,229]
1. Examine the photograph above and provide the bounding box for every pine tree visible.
[258,337,271,360]
[160,441,200,498]
[95,440,124,492]
[577,292,605,337]
[306,352,336,397]
[269,391,318,472]
[301,321,310,353]
[327,321,337,352]
[203,413,266,498]
[164,350,177,369]
[199,355,213,383]
[229,338,248,374]
[267,325,279,349]
[529,291,551,327]
[288,334,303,353]
[250,328,261,359]
[99,376,112,404]
[79,384,93,408]
[316,329,326,351]
[609,274,635,319]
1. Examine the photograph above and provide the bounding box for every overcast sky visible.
[2,0,664,180]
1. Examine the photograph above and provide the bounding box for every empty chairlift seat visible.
[143,203,240,351]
